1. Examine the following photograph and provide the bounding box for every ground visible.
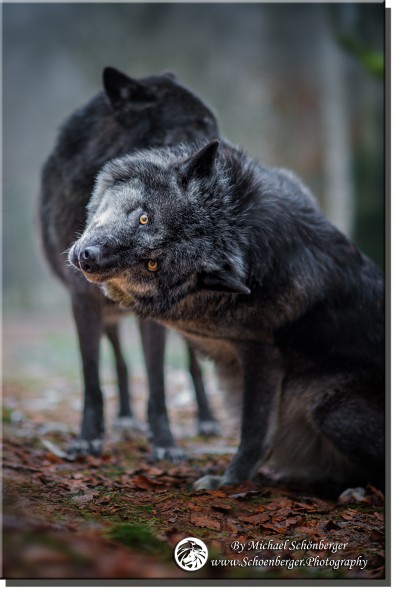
[2,311,386,581]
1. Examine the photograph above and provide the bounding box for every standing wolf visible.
[69,139,385,491]
[39,68,219,458]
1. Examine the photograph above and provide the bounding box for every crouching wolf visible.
[39,68,220,459]
[69,139,385,492]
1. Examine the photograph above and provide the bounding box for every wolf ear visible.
[199,269,251,295]
[160,70,178,81]
[103,67,156,111]
[181,140,219,182]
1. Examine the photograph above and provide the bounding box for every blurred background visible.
[3,2,385,387]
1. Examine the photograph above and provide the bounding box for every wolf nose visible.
[79,246,101,273]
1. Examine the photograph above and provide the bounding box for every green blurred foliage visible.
[339,35,384,78]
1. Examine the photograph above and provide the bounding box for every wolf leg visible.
[139,318,184,461]
[68,293,104,457]
[194,343,280,489]
[104,322,132,418]
[105,321,144,432]
[312,390,385,489]
[186,343,219,436]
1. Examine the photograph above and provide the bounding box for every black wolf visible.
[39,68,220,459]
[69,139,385,492]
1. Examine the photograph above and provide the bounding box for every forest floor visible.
[2,311,386,582]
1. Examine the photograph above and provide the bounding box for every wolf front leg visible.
[194,343,281,490]
[186,343,220,436]
[104,321,132,419]
[139,318,185,461]
[68,292,105,458]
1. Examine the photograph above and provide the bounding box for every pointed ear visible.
[103,66,156,111]
[180,140,219,182]
[160,70,178,81]
[199,269,251,295]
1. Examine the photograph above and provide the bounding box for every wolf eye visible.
[147,259,158,272]
[139,213,149,225]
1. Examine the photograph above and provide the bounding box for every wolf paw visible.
[198,420,220,437]
[338,487,367,504]
[66,437,103,459]
[193,475,224,490]
[152,446,186,462]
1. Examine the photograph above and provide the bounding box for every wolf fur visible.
[69,139,385,491]
[39,68,220,458]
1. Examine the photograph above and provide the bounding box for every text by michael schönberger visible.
[209,539,368,571]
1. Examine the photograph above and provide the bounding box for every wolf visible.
[39,68,220,459]
[69,139,385,492]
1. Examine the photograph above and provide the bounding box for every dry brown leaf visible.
[239,512,271,524]
[131,474,165,490]
[190,514,221,531]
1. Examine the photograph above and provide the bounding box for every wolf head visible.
[102,67,218,147]
[69,140,251,316]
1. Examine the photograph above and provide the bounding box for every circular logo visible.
[174,537,209,571]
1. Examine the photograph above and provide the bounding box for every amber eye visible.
[147,259,158,272]
[139,213,149,225]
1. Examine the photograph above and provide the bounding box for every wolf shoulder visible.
[255,162,318,209]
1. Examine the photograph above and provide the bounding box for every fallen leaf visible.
[224,519,241,534]
[260,523,279,532]
[193,490,227,498]
[131,475,165,490]
[190,514,221,531]
[365,484,385,506]
[239,512,271,524]
[341,510,358,521]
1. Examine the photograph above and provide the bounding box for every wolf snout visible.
[79,245,102,273]
[69,243,102,274]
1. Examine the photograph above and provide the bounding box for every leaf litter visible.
[3,375,386,581]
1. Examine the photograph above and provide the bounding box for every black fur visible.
[39,68,220,459]
[70,139,385,491]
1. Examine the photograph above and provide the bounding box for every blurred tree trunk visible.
[319,8,354,238]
